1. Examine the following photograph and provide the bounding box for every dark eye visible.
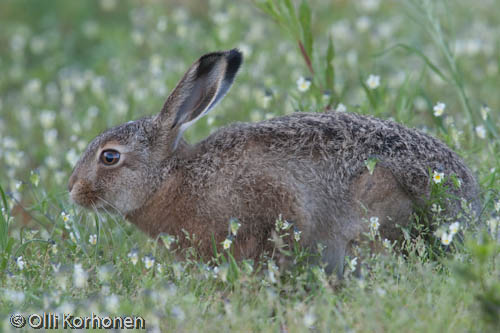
[101,150,120,166]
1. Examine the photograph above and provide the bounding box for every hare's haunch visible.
[69,49,479,276]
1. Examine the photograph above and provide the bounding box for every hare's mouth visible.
[69,180,102,209]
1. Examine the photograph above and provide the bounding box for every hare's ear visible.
[157,49,243,148]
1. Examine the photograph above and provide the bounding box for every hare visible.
[68,49,479,277]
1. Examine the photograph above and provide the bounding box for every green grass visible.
[1,0,499,331]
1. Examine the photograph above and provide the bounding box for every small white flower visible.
[486,217,498,235]
[336,103,347,112]
[475,125,486,139]
[100,0,117,11]
[222,237,232,250]
[39,110,56,128]
[349,257,358,271]
[73,263,88,288]
[480,105,490,120]
[382,238,391,249]
[441,232,453,246]
[296,77,311,92]
[494,200,500,212]
[15,181,23,191]
[51,261,61,273]
[230,218,241,236]
[433,102,446,117]
[43,129,58,146]
[61,212,71,229]
[128,249,139,265]
[282,220,291,230]
[431,203,444,214]
[449,222,460,235]
[142,254,155,269]
[51,243,58,255]
[303,310,316,328]
[160,234,176,250]
[293,227,302,242]
[89,234,97,245]
[156,263,163,274]
[369,216,380,231]
[366,74,380,89]
[69,232,78,243]
[375,287,387,297]
[97,265,112,282]
[433,170,444,184]
[16,256,25,270]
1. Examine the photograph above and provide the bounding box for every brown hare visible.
[68,49,479,276]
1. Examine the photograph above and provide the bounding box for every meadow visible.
[0,0,499,331]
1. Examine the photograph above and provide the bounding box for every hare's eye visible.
[101,150,120,166]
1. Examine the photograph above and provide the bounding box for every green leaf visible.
[228,252,240,282]
[364,157,378,175]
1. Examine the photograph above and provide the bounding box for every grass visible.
[0,0,499,331]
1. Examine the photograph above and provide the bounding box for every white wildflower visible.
[97,265,112,282]
[128,249,139,265]
[293,227,302,242]
[160,234,176,250]
[69,232,79,243]
[100,0,117,11]
[282,220,291,230]
[366,74,380,89]
[336,103,347,112]
[303,310,316,328]
[433,170,444,184]
[73,263,87,288]
[475,125,486,139]
[142,254,155,269]
[230,218,241,236]
[486,218,498,235]
[39,110,56,128]
[449,222,460,235]
[16,256,25,270]
[480,105,490,120]
[433,102,446,117]
[382,238,391,249]
[222,237,233,250]
[349,257,358,271]
[89,234,97,245]
[296,77,311,92]
[369,216,380,231]
[440,232,453,246]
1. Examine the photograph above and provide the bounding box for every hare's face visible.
[68,117,164,215]
[68,49,242,216]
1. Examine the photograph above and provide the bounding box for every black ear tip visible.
[225,49,243,81]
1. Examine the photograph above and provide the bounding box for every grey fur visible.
[68,49,479,277]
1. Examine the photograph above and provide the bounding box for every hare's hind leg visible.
[351,166,414,242]
[322,237,348,278]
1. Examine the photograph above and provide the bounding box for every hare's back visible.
[204,111,478,205]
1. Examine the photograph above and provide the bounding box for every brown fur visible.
[69,50,480,276]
